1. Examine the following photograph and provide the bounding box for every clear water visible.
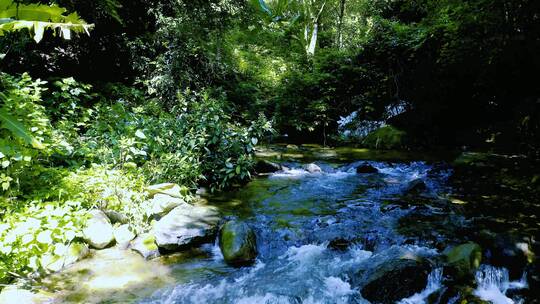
[46,153,530,303]
[140,161,455,303]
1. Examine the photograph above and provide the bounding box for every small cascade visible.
[473,265,528,304]
[398,268,443,304]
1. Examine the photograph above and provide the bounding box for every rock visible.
[479,232,534,280]
[154,204,220,251]
[113,224,136,249]
[148,194,186,217]
[63,242,90,267]
[131,233,160,260]
[147,183,188,198]
[0,286,51,304]
[83,210,115,249]
[443,242,482,283]
[328,238,351,251]
[303,163,322,173]
[356,163,379,174]
[254,160,282,174]
[219,221,257,267]
[404,178,427,195]
[103,210,129,225]
[428,286,489,304]
[360,257,431,304]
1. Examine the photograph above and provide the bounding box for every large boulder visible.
[147,183,189,198]
[255,160,282,174]
[131,233,160,260]
[478,231,534,279]
[443,242,482,283]
[154,204,220,251]
[219,221,257,267]
[304,163,322,173]
[103,210,129,225]
[83,210,115,249]
[356,163,379,174]
[359,258,431,304]
[113,224,136,249]
[147,194,186,218]
[404,178,427,195]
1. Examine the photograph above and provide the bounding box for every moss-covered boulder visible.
[443,242,482,283]
[219,221,257,267]
[359,257,431,304]
[362,126,406,150]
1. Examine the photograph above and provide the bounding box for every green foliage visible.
[0,201,87,283]
[362,126,407,150]
[0,0,93,43]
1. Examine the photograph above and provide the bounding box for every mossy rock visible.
[443,242,482,283]
[219,221,257,267]
[362,126,407,150]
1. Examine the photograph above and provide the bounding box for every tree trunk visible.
[337,0,346,49]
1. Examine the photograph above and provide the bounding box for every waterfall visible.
[473,265,528,304]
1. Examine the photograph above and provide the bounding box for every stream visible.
[43,146,536,303]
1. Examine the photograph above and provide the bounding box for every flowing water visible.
[45,147,535,303]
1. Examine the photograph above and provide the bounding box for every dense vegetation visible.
[0,0,538,287]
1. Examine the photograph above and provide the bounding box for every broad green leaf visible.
[0,1,93,42]
[0,109,45,149]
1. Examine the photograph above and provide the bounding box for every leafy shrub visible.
[362,126,407,150]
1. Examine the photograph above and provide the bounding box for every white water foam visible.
[473,265,528,304]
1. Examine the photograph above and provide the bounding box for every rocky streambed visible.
[3,145,538,304]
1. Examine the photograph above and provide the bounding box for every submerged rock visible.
[219,221,257,267]
[443,242,482,283]
[404,178,427,195]
[255,160,282,174]
[131,233,160,260]
[304,163,322,173]
[154,204,220,251]
[356,163,379,174]
[359,257,431,304]
[83,210,115,249]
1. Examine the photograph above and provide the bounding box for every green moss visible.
[362,126,407,150]
[275,218,293,228]
[290,208,313,216]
